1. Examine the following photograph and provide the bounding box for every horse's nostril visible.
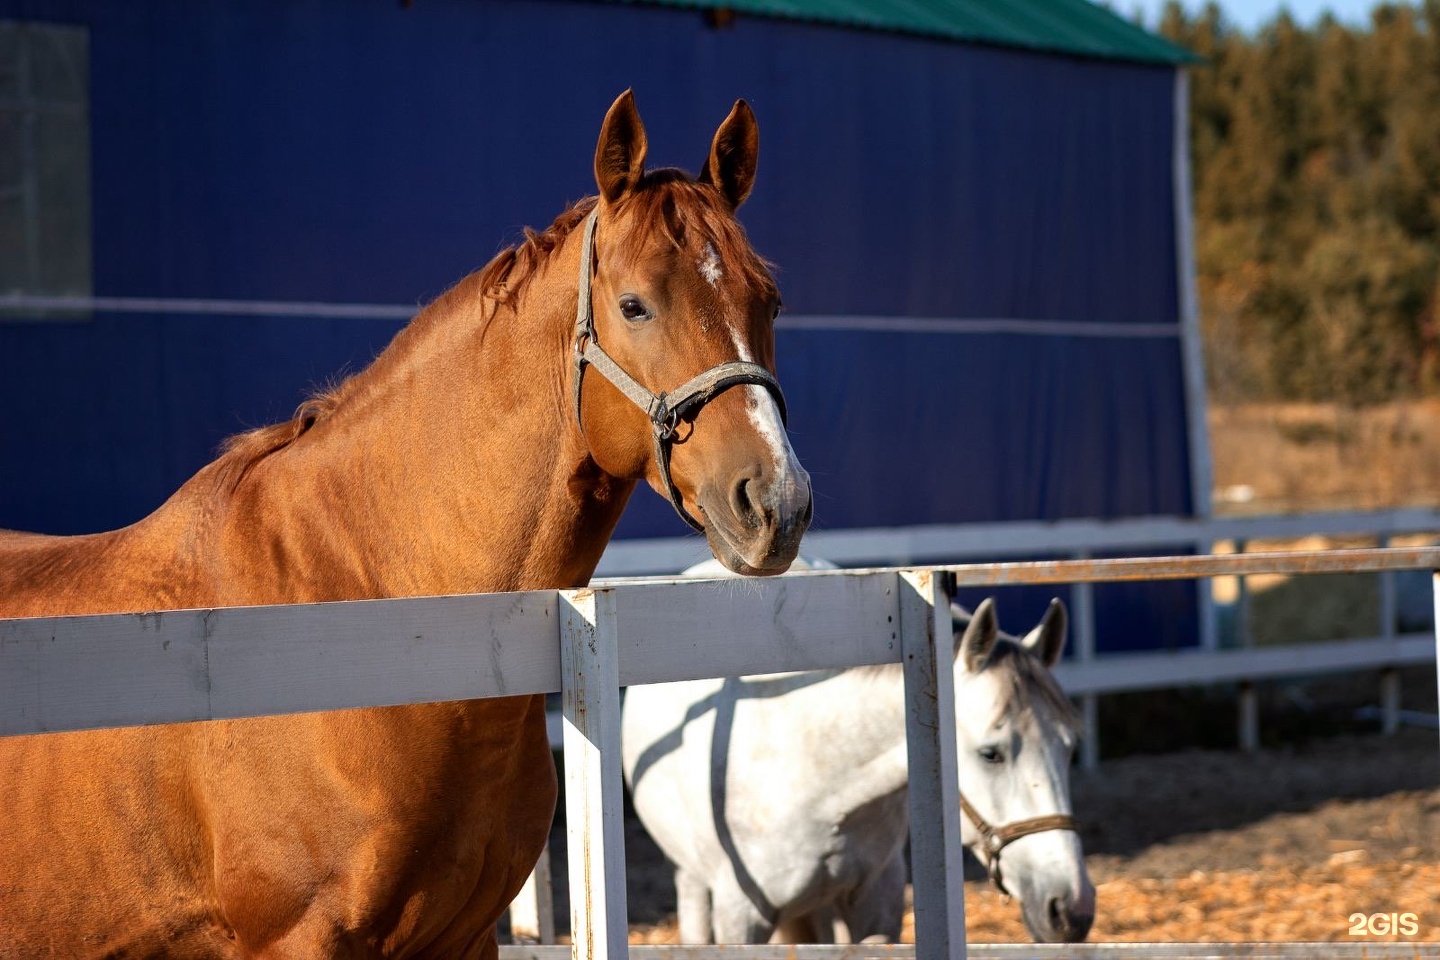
[731,475,758,524]
[1047,895,1094,942]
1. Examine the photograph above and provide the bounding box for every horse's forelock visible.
[610,170,778,301]
[984,640,1082,735]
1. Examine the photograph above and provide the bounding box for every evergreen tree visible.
[1161,2,1440,404]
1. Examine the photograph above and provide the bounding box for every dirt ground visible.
[1011,727,1440,944]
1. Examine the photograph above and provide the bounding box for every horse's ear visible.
[699,99,758,210]
[1021,598,1068,668]
[955,597,1000,672]
[595,89,648,205]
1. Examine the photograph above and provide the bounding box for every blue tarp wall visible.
[0,0,1199,651]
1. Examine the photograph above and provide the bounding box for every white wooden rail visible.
[4,549,1438,960]
[508,548,1440,953]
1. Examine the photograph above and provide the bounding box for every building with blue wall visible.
[0,0,1204,651]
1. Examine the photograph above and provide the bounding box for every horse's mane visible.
[212,169,775,489]
[477,196,598,310]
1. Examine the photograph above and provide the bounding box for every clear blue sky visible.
[1120,0,1402,33]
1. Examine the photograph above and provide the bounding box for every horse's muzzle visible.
[701,461,811,576]
[1023,885,1096,943]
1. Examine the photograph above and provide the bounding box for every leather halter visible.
[571,208,789,532]
[961,793,1078,896]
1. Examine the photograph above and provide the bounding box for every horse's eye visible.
[619,296,651,322]
[978,745,1004,764]
[771,299,784,321]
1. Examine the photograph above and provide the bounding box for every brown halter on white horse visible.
[960,792,1079,896]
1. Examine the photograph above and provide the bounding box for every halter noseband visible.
[960,793,1077,896]
[571,208,789,532]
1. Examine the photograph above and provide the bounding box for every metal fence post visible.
[1433,572,1440,762]
[1379,669,1401,736]
[900,569,967,960]
[1232,540,1261,752]
[1378,534,1401,735]
[1237,681,1259,752]
[559,587,628,960]
[1070,554,1099,772]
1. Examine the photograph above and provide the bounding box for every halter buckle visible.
[650,394,681,442]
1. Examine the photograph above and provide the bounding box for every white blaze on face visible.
[699,243,723,287]
[730,331,805,484]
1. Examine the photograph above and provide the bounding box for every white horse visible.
[621,558,1095,944]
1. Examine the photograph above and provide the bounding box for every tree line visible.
[1156,2,1440,404]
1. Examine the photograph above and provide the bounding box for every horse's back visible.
[0,489,223,619]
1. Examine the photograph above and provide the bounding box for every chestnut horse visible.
[0,91,811,958]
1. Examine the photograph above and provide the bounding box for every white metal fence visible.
[4,547,1438,960]
[597,509,1440,767]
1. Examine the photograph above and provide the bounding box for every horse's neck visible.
[216,240,633,602]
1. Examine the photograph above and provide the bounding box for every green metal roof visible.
[622,0,1197,64]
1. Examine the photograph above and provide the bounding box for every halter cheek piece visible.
[571,208,789,532]
[960,793,1078,897]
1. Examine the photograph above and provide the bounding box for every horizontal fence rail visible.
[8,549,1438,739]
[764,547,1440,587]
[1051,633,1434,696]
[0,573,920,737]
[0,589,560,736]
[592,508,1440,577]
